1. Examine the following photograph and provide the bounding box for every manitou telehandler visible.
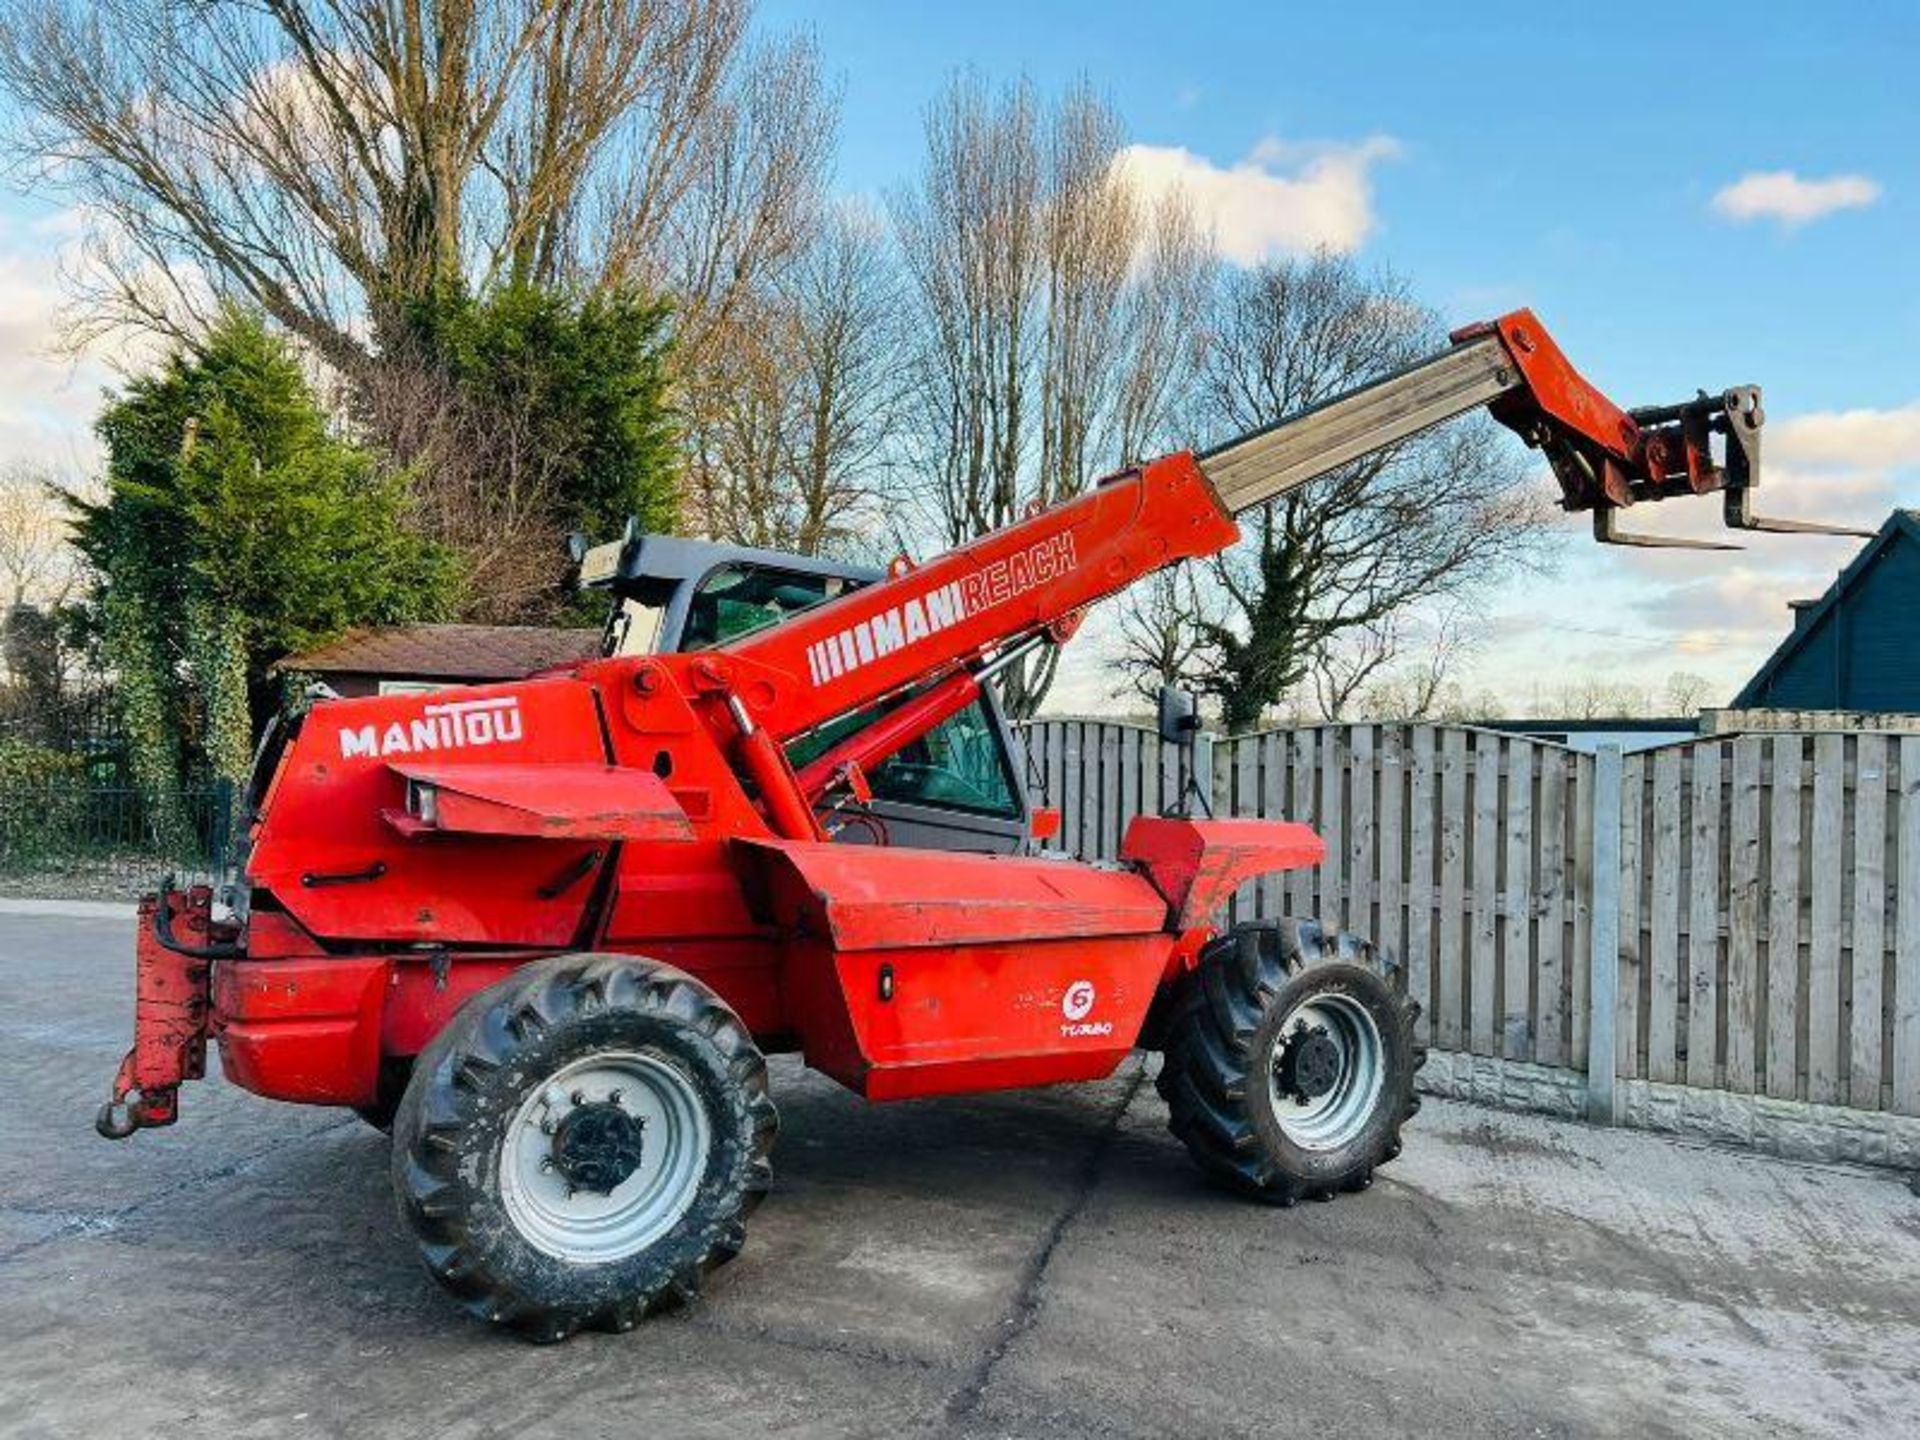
[96,311,1865,1340]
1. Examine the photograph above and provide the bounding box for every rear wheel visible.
[1157,919,1424,1205]
[391,954,776,1341]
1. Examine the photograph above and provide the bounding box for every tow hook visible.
[96,888,223,1140]
[96,1095,159,1141]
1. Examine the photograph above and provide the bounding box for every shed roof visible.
[276,624,600,681]
[1732,510,1920,708]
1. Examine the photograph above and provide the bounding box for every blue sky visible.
[765,0,1918,412]
[754,0,1919,712]
[3,2,1915,713]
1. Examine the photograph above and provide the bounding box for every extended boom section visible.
[1196,330,1517,511]
[701,308,1853,813]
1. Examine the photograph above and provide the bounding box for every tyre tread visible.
[1157,918,1426,1205]
[391,953,777,1342]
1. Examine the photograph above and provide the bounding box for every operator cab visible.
[581,532,1032,854]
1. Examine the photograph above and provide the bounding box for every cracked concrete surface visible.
[3,912,1917,1438]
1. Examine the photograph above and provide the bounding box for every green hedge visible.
[0,739,90,861]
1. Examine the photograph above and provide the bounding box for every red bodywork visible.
[96,310,1698,1133]
[103,451,1280,1126]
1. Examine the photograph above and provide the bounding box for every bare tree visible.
[1177,254,1553,732]
[684,297,796,553]
[1111,567,1214,705]
[687,204,901,556]
[644,38,839,382]
[1663,670,1714,714]
[0,463,79,616]
[356,358,571,621]
[778,208,901,555]
[890,74,1211,714]
[1530,678,1657,720]
[0,1,833,378]
[891,73,1043,551]
[0,463,87,733]
[1035,91,1134,507]
[1309,620,1401,722]
[1112,191,1215,463]
[1316,605,1475,721]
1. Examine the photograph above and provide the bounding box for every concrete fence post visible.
[1194,730,1218,816]
[1587,745,1624,1124]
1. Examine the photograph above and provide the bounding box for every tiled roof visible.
[277,624,601,681]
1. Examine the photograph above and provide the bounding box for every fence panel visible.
[1018,717,1913,1118]
[1766,736,1804,1100]
[1536,748,1567,1068]
[1687,744,1724,1089]
[1808,734,1847,1104]
[1610,732,1913,1114]
[1021,719,1598,1068]
[1726,738,1764,1093]
[1571,750,1595,1067]
[1438,729,1468,1051]
[1618,752,1646,1082]
[1260,732,1287,921]
[1897,736,1920,1115]
[1852,733,1889,1109]
[1291,729,1319,921]
[1377,727,1406,970]
[1406,726,1436,1047]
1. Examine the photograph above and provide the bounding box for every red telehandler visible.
[95,311,1863,1339]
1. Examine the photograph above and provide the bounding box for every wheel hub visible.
[550,1100,647,1194]
[1275,1025,1341,1104]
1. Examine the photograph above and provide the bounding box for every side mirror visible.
[1156,684,1200,746]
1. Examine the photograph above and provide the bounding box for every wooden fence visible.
[1019,719,1920,1122]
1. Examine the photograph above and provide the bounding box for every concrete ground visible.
[3,908,1917,1440]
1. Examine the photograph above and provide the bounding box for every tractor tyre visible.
[1156,919,1425,1206]
[390,954,777,1342]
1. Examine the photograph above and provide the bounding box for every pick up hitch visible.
[1555,384,1873,551]
[96,887,228,1140]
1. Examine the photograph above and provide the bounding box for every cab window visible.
[682,566,849,649]
[788,688,1021,819]
[674,559,1023,823]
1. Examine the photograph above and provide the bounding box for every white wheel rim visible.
[1266,994,1386,1151]
[499,1050,712,1263]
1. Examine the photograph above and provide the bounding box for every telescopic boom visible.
[688,309,1864,819]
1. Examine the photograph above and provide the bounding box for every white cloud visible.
[1771,402,1920,471]
[1711,170,1881,227]
[1444,386,1920,710]
[0,204,204,475]
[0,214,112,471]
[1114,135,1400,265]
[1633,565,1837,638]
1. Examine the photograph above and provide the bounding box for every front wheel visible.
[1156,919,1424,1205]
[390,954,777,1341]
